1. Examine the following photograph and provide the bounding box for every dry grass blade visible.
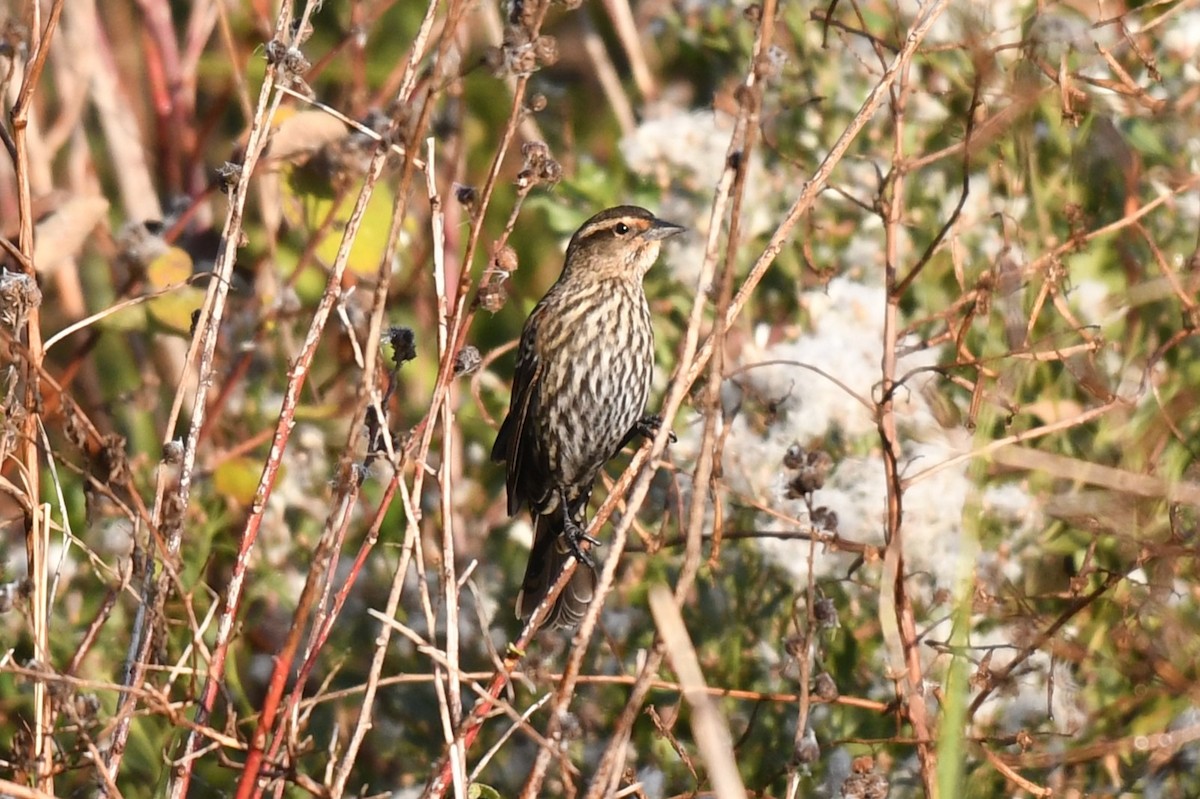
[648,585,747,799]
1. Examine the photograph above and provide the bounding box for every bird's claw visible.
[636,413,677,444]
[562,516,598,568]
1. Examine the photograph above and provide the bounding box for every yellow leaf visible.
[214,457,275,506]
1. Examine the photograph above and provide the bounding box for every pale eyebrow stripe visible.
[581,218,650,239]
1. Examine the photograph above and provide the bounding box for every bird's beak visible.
[642,218,686,241]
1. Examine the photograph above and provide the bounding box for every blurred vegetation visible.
[2,0,1200,797]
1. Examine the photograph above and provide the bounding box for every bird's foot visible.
[562,514,599,569]
[634,413,677,444]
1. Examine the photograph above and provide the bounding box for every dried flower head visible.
[813,672,839,701]
[386,326,417,367]
[813,596,839,629]
[0,269,42,329]
[534,35,559,67]
[454,184,479,212]
[784,445,834,497]
[454,345,481,377]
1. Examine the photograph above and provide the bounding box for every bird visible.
[491,205,684,630]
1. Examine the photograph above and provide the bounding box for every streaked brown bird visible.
[491,205,684,630]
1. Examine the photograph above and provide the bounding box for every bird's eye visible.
[614,223,630,235]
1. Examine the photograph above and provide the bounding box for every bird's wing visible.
[492,312,545,515]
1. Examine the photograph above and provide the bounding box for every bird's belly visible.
[540,325,652,487]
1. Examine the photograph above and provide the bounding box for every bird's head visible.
[561,205,685,282]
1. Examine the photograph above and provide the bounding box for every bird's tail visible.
[516,511,596,630]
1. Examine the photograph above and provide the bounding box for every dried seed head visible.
[515,142,561,189]
[0,269,42,330]
[841,757,889,799]
[786,447,834,496]
[386,326,417,367]
[539,159,563,184]
[813,596,839,630]
[479,245,517,313]
[534,35,559,66]
[454,345,481,377]
[555,710,584,743]
[783,442,805,470]
[454,184,478,209]
[494,245,519,275]
[793,726,820,767]
[288,16,315,46]
[810,506,838,533]
[217,161,242,194]
[762,45,788,81]
[163,439,185,465]
[265,39,311,89]
[478,280,508,313]
[813,672,839,701]
[264,39,286,65]
[116,220,169,271]
[522,140,549,167]
[508,46,538,76]
[74,693,101,722]
[97,434,130,485]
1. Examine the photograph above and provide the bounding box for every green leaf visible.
[213,456,271,506]
[281,162,397,280]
